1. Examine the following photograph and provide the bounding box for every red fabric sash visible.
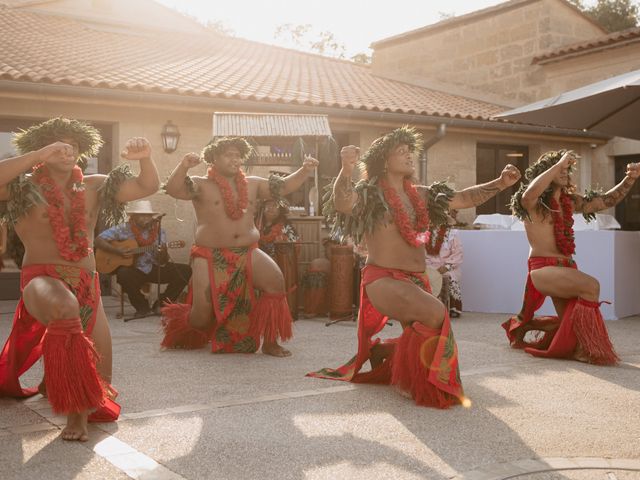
[308,264,464,403]
[189,245,259,353]
[0,264,100,398]
[502,256,618,365]
[502,256,576,348]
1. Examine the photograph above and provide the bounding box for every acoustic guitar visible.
[95,239,185,274]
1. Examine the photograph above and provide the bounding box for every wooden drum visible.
[329,245,354,319]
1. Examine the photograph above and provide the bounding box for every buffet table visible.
[457,230,640,320]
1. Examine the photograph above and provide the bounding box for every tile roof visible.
[0,5,506,122]
[533,26,640,64]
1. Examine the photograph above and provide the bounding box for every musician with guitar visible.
[95,200,190,318]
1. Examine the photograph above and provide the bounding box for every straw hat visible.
[126,200,158,215]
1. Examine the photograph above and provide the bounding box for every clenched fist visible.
[38,141,76,165]
[302,154,320,172]
[626,162,640,180]
[121,137,151,161]
[340,145,359,174]
[499,164,522,188]
[181,152,202,169]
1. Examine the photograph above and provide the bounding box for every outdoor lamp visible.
[161,120,181,153]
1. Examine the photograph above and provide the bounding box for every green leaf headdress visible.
[510,149,576,221]
[201,137,254,165]
[360,126,423,181]
[13,117,103,169]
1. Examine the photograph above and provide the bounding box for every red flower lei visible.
[379,178,430,247]
[260,222,285,244]
[33,164,90,262]
[207,167,249,220]
[425,225,448,255]
[129,219,159,246]
[550,193,575,256]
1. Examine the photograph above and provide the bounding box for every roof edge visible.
[0,79,608,141]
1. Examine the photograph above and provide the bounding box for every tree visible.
[568,0,639,32]
[275,24,345,58]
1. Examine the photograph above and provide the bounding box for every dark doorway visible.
[476,143,528,215]
[615,154,640,231]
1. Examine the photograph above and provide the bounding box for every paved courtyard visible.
[0,296,638,480]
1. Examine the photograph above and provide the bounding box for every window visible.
[476,143,528,215]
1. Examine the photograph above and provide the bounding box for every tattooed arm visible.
[574,162,639,214]
[449,163,521,210]
[333,146,359,214]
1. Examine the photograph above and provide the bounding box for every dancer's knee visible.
[261,275,285,295]
[405,298,445,330]
[50,296,81,321]
[580,276,599,301]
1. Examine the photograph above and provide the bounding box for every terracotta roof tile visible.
[533,26,640,63]
[0,5,506,121]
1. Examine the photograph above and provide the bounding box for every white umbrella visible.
[495,68,640,140]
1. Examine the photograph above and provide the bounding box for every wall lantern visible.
[161,120,181,153]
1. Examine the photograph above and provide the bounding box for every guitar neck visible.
[132,244,160,255]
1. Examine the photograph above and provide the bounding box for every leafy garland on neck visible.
[323,177,454,246]
[0,163,133,266]
[509,150,603,257]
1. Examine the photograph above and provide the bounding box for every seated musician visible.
[95,200,191,317]
[257,199,299,258]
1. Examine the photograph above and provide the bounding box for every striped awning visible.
[212,113,332,137]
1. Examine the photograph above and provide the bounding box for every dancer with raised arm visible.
[503,150,638,364]
[0,117,160,441]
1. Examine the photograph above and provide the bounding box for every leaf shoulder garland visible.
[0,173,45,226]
[98,164,135,228]
[323,177,454,245]
[511,183,600,223]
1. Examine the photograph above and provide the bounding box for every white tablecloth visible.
[457,230,640,320]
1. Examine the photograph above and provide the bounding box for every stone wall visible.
[372,0,604,104]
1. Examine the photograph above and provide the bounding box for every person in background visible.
[95,200,191,318]
[257,199,299,259]
[425,209,463,318]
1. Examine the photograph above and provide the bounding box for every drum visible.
[426,267,443,298]
[329,245,354,319]
[274,242,298,320]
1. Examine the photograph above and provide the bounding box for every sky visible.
[155,0,513,57]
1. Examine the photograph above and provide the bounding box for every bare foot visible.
[61,411,89,442]
[262,341,291,357]
[572,344,591,364]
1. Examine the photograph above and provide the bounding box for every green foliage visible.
[98,164,134,228]
[322,176,453,245]
[570,0,639,32]
[581,187,603,222]
[274,23,346,58]
[202,137,253,165]
[510,150,571,221]
[351,53,372,64]
[427,182,456,227]
[361,126,424,180]
[13,117,103,160]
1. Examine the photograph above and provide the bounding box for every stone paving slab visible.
[0,297,638,479]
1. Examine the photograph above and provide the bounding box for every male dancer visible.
[162,137,318,357]
[503,150,638,364]
[309,126,521,407]
[0,117,159,440]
